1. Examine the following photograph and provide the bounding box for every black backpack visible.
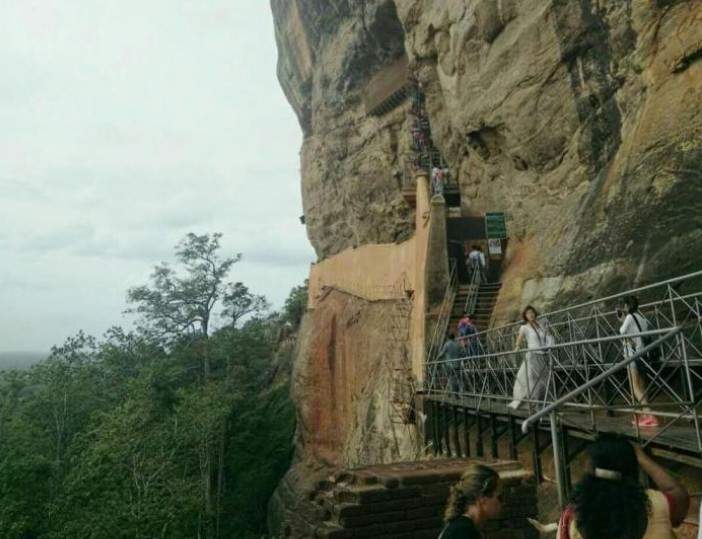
[631,313,662,369]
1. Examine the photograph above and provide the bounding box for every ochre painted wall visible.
[307,173,435,384]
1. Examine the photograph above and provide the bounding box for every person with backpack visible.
[457,313,480,357]
[617,296,658,427]
[467,245,486,283]
[439,333,465,393]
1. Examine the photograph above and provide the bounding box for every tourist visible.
[617,295,658,427]
[557,433,689,539]
[508,306,553,410]
[432,166,444,196]
[467,245,486,282]
[439,464,502,538]
[457,313,479,356]
[439,333,464,393]
[457,312,472,337]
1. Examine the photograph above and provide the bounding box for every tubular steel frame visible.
[423,271,702,506]
[425,270,702,450]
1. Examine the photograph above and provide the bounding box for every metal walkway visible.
[421,270,702,505]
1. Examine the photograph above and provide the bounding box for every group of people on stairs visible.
[440,295,661,429]
[439,434,690,539]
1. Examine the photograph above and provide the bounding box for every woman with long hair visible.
[439,464,502,538]
[558,433,688,539]
[508,305,554,410]
[617,295,658,427]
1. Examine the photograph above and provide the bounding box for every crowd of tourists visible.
[439,434,691,539]
[439,295,662,428]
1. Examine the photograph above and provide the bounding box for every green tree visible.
[222,282,269,327]
[281,280,308,328]
[0,235,300,539]
[126,232,241,343]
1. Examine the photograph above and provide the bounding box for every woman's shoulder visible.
[440,516,480,538]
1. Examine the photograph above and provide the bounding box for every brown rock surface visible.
[292,289,421,468]
[268,0,702,529]
[271,0,415,258]
[272,0,702,317]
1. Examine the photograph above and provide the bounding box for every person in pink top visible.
[557,433,688,539]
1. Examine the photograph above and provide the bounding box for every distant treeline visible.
[0,233,306,539]
[0,351,47,371]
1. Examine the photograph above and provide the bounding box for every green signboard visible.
[485,212,507,239]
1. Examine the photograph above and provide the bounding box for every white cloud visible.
[0,0,314,352]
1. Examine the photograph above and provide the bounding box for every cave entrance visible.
[447,214,508,284]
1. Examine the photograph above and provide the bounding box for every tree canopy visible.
[0,232,305,538]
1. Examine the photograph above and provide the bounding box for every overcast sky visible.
[0,1,314,353]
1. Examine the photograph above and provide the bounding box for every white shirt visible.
[619,312,648,352]
[519,321,554,352]
[468,250,485,268]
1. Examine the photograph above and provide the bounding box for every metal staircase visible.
[422,269,702,506]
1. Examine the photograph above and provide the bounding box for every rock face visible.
[272,0,702,313]
[271,0,415,258]
[291,289,420,468]
[268,0,702,525]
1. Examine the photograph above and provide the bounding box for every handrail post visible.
[550,410,567,509]
[521,326,683,434]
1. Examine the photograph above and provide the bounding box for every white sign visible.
[488,238,502,256]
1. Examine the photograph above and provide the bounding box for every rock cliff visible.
[273,0,702,310]
[269,0,702,491]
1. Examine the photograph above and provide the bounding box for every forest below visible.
[0,233,304,538]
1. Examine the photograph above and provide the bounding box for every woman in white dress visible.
[508,305,554,410]
[618,295,658,428]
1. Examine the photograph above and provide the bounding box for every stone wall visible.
[269,459,538,539]
[307,174,442,389]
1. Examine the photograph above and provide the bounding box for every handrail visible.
[474,269,702,341]
[426,259,458,366]
[463,263,481,316]
[426,326,677,365]
[520,326,684,433]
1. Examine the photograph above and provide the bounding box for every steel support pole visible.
[453,406,461,457]
[476,414,484,457]
[463,407,471,458]
[443,404,452,457]
[532,427,543,483]
[550,411,567,509]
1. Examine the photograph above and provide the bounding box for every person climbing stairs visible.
[448,281,502,334]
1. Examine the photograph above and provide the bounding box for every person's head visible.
[472,244,479,251]
[448,332,456,341]
[522,305,538,323]
[571,433,649,539]
[619,296,639,315]
[444,464,502,525]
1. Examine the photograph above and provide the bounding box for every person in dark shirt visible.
[439,464,502,538]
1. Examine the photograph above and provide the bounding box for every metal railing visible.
[424,270,702,451]
[462,263,482,316]
[521,327,684,433]
[425,260,458,374]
